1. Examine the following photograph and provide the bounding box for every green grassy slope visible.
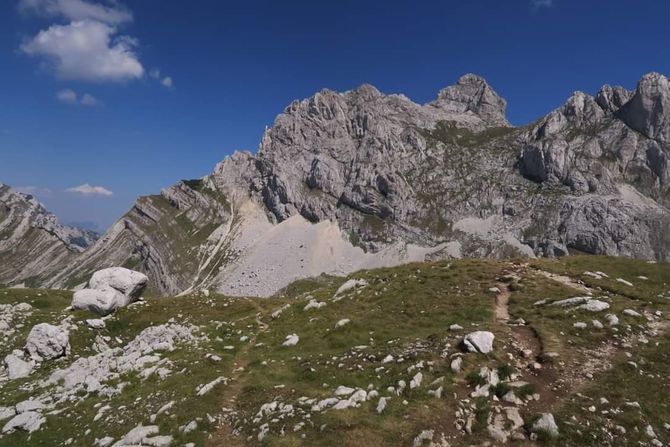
[0,256,668,446]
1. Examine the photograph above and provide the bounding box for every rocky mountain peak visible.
[595,84,631,113]
[433,73,509,127]
[617,72,670,143]
[531,91,606,140]
[346,83,383,101]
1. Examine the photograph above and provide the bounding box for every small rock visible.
[532,413,559,438]
[86,319,106,330]
[282,334,300,347]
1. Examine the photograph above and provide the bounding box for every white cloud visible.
[21,19,144,82]
[65,183,113,196]
[56,88,77,103]
[531,0,554,9]
[80,93,99,106]
[150,68,173,88]
[18,0,132,25]
[55,88,100,106]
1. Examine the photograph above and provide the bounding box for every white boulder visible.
[72,288,127,316]
[73,267,148,316]
[4,353,33,379]
[578,300,610,312]
[89,267,148,299]
[463,331,495,354]
[25,323,69,361]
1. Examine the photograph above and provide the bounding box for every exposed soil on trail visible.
[494,282,510,322]
[209,300,270,447]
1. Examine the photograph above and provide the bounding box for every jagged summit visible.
[618,71,670,143]
[432,73,509,127]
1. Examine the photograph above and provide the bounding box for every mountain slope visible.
[42,73,670,295]
[0,184,98,287]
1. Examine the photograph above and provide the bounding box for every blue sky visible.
[1,0,669,231]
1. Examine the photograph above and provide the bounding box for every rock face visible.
[24,323,69,361]
[8,72,670,296]
[72,267,147,316]
[0,184,98,287]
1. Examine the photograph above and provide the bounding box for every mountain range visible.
[1,72,668,296]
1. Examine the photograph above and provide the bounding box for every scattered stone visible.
[376,397,387,414]
[412,429,434,447]
[86,319,106,330]
[303,300,326,311]
[450,357,463,373]
[282,334,300,347]
[605,314,620,326]
[113,424,166,446]
[623,309,642,317]
[334,386,355,396]
[196,376,228,396]
[577,300,610,312]
[410,372,423,389]
[616,278,634,287]
[335,319,350,328]
[550,297,590,307]
[449,324,463,331]
[180,420,198,434]
[334,279,368,297]
[532,413,559,438]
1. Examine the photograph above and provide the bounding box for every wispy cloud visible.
[80,92,100,106]
[65,183,113,196]
[150,68,174,89]
[56,88,100,106]
[18,0,132,25]
[531,0,554,9]
[56,88,77,104]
